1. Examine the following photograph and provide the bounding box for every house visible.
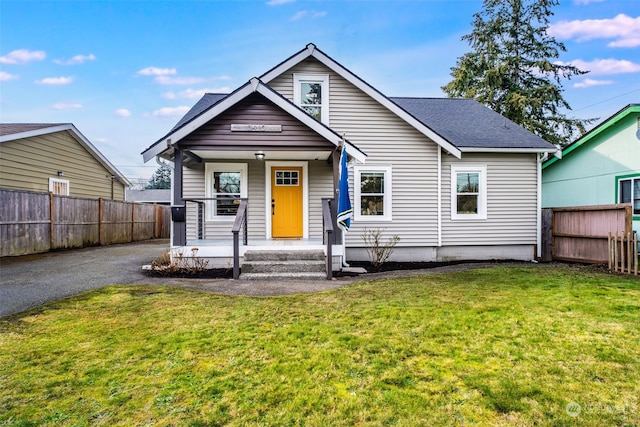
[0,123,130,200]
[542,104,640,237]
[126,188,172,205]
[141,44,556,276]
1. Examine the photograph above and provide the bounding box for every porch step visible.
[243,250,325,262]
[240,249,327,280]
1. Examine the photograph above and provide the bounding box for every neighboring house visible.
[542,104,640,236]
[0,123,130,200]
[126,189,172,205]
[142,44,556,270]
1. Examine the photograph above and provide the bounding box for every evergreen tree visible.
[442,0,593,146]
[145,163,172,189]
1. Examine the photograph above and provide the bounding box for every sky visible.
[1,0,639,185]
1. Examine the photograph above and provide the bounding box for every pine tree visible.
[145,163,172,189]
[442,0,593,146]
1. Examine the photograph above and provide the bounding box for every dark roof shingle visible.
[390,97,554,150]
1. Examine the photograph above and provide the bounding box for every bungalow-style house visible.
[0,123,130,200]
[542,104,640,238]
[142,44,556,277]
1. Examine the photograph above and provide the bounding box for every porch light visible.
[255,152,265,160]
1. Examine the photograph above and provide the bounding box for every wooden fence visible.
[542,204,633,264]
[1,188,170,257]
[609,232,638,276]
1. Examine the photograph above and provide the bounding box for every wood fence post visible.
[99,198,103,245]
[131,202,135,243]
[49,192,55,250]
[608,232,612,271]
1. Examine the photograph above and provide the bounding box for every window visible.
[618,176,640,216]
[205,163,248,220]
[294,74,329,124]
[49,178,69,196]
[354,166,392,221]
[451,165,487,220]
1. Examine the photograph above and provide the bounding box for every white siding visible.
[309,160,334,239]
[441,153,538,245]
[270,58,440,247]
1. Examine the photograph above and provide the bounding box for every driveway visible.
[0,240,170,318]
[0,240,351,318]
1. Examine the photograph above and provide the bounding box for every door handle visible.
[272,199,275,215]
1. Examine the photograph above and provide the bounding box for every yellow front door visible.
[271,167,303,238]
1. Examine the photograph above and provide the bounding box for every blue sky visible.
[1,0,639,184]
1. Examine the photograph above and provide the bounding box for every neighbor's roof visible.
[391,97,556,152]
[0,123,131,186]
[125,189,171,203]
[543,103,640,169]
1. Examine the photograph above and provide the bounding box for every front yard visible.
[0,266,638,426]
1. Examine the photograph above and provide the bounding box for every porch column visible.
[172,147,186,246]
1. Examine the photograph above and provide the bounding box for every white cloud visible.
[291,10,327,21]
[35,76,74,85]
[267,0,295,5]
[549,14,640,48]
[53,102,82,110]
[53,54,96,65]
[0,49,46,64]
[558,58,640,75]
[0,71,19,81]
[148,106,190,118]
[137,66,177,76]
[114,108,131,118]
[162,87,232,100]
[154,75,208,85]
[573,78,614,88]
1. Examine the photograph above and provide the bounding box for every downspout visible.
[437,147,442,247]
[536,153,542,259]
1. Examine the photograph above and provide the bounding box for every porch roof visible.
[141,78,367,164]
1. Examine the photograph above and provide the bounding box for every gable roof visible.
[0,123,131,186]
[141,78,367,163]
[260,43,463,158]
[543,103,640,169]
[391,98,556,152]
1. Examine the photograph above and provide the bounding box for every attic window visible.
[293,74,329,124]
[49,178,69,196]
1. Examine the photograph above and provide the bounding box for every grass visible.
[0,266,639,426]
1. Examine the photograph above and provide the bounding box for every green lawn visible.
[1,266,638,426]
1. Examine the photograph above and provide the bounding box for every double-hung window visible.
[451,165,487,220]
[205,163,248,220]
[294,74,329,124]
[354,166,392,221]
[618,175,640,216]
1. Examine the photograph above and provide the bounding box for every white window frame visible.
[205,163,248,221]
[48,177,69,196]
[354,165,392,222]
[293,73,329,124]
[451,164,487,220]
[618,175,640,216]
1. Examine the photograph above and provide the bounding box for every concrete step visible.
[239,272,327,280]
[241,260,326,274]
[243,249,325,262]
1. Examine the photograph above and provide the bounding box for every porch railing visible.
[232,199,248,279]
[322,198,334,280]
